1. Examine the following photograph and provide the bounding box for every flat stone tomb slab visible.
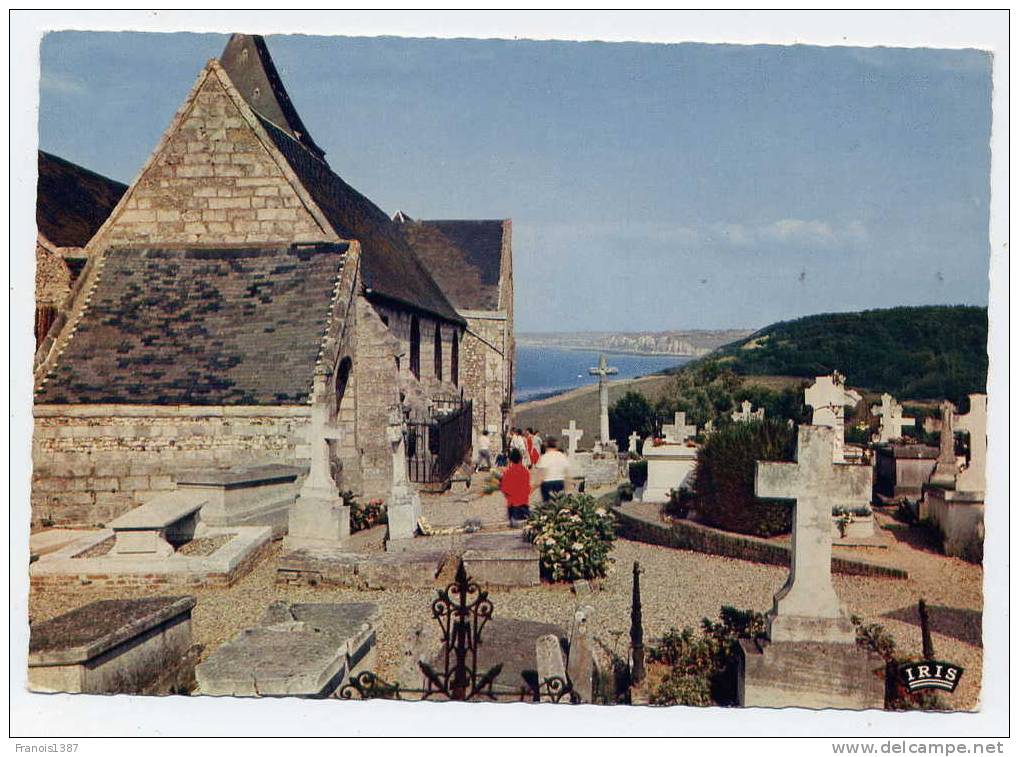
[29,596,196,694]
[195,601,379,697]
[179,464,302,538]
[277,547,447,589]
[30,526,272,589]
[109,491,206,557]
[461,532,541,587]
[30,529,99,561]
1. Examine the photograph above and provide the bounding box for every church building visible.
[32,34,514,526]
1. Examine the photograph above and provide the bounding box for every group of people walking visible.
[496,427,573,527]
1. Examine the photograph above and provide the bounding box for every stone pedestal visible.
[738,639,885,710]
[640,443,697,502]
[284,493,351,552]
[386,487,422,543]
[925,487,984,559]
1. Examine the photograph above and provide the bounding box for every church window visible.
[410,316,420,379]
[434,324,443,381]
[451,330,460,387]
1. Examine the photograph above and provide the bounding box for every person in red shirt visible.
[499,448,533,526]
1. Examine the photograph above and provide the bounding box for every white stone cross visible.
[627,431,641,454]
[386,406,410,493]
[589,354,619,445]
[661,412,697,444]
[304,402,344,494]
[561,420,584,457]
[954,393,986,494]
[871,393,914,443]
[804,372,861,462]
[754,425,872,644]
[703,419,715,437]
[731,400,765,423]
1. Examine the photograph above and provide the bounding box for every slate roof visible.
[36,244,349,405]
[396,218,507,311]
[36,151,127,248]
[218,35,462,326]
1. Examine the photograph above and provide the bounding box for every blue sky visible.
[38,32,992,332]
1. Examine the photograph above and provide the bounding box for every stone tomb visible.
[640,413,698,503]
[29,596,198,694]
[874,444,938,501]
[108,490,204,557]
[179,464,302,538]
[738,425,884,710]
[195,601,378,697]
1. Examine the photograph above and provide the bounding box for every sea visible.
[514,346,692,403]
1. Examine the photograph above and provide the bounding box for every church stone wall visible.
[461,314,510,454]
[31,406,311,527]
[102,73,327,248]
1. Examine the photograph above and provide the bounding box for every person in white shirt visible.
[534,436,572,502]
[476,430,492,472]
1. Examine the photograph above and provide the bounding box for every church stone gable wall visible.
[35,244,73,308]
[352,295,401,500]
[461,315,509,453]
[31,406,311,527]
[103,74,327,247]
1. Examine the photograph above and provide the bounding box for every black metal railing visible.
[406,397,473,485]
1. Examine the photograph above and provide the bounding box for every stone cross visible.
[871,393,914,443]
[661,412,697,444]
[561,420,584,457]
[932,400,958,482]
[304,402,344,494]
[754,425,871,643]
[386,407,410,493]
[386,406,421,541]
[627,431,641,454]
[588,354,618,446]
[804,373,861,462]
[954,393,986,494]
[731,400,764,423]
[703,419,715,437]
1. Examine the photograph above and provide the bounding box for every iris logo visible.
[899,661,964,693]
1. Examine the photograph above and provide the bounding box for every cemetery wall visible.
[611,502,908,580]
[461,313,511,451]
[32,406,312,526]
[100,71,327,248]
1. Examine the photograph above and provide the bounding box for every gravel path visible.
[27,489,982,710]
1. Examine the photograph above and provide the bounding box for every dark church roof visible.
[36,244,349,405]
[220,35,463,326]
[36,151,127,248]
[395,218,508,311]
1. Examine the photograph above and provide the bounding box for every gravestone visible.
[702,419,715,437]
[535,634,568,703]
[627,431,641,455]
[871,393,914,443]
[954,393,987,495]
[661,412,697,444]
[285,402,349,551]
[195,601,379,697]
[588,354,619,448]
[385,407,423,546]
[566,605,597,703]
[731,400,765,423]
[931,400,959,485]
[804,372,861,462]
[29,596,197,694]
[561,420,584,457]
[738,426,883,709]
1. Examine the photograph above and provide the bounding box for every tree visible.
[609,391,657,449]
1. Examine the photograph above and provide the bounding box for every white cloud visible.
[40,72,87,95]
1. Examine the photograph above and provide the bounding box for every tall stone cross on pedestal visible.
[661,412,697,445]
[755,425,872,643]
[588,354,618,448]
[804,372,861,462]
[561,420,584,457]
[386,406,421,541]
[932,399,958,483]
[285,401,348,550]
[871,393,914,443]
[954,393,987,495]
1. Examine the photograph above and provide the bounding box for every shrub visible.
[524,492,616,582]
[628,460,648,488]
[648,606,767,706]
[694,418,796,536]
